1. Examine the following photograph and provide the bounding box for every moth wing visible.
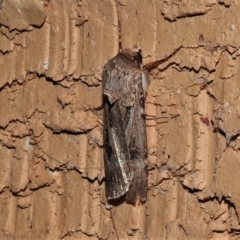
[102,55,136,106]
[102,58,122,104]
[104,100,133,200]
[125,81,148,203]
[103,56,134,200]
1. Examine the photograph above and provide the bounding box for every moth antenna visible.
[144,45,183,71]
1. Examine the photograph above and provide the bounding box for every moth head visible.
[121,43,143,68]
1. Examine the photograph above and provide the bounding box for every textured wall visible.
[0,0,240,239]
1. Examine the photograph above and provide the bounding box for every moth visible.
[103,44,182,204]
[103,44,148,204]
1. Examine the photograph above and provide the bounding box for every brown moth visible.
[102,42,182,204]
[103,44,148,204]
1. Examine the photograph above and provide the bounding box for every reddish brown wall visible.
[0,0,240,239]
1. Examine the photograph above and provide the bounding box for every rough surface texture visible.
[0,0,240,239]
